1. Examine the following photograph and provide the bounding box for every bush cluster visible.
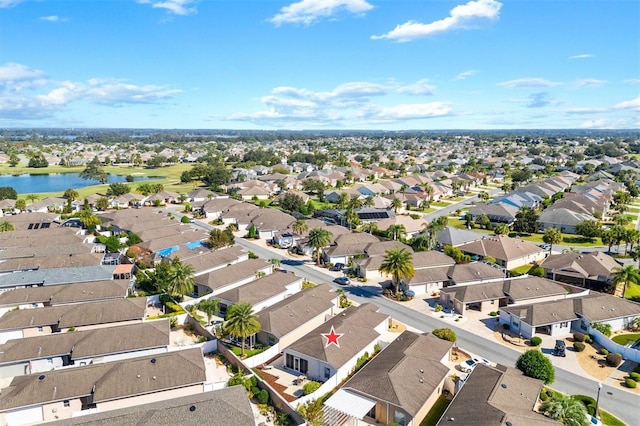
[572,395,596,416]
[573,342,586,352]
[599,348,609,356]
[605,353,623,367]
[303,381,321,395]
[530,336,542,346]
[573,332,585,342]
[630,372,640,381]
[585,334,593,344]
[625,378,637,389]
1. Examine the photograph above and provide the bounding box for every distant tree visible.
[95,196,110,211]
[27,153,48,168]
[543,227,563,253]
[63,188,79,201]
[611,265,640,299]
[80,157,107,183]
[575,220,602,241]
[280,193,304,212]
[209,228,235,249]
[8,154,19,167]
[0,187,17,200]
[513,206,539,234]
[391,197,402,213]
[167,257,195,296]
[475,213,492,230]
[387,224,407,241]
[380,247,415,293]
[494,223,510,235]
[107,182,130,196]
[126,232,142,246]
[76,208,101,230]
[224,302,261,356]
[26,194,39,203]
[292,219,309,236]
[14,199,26,211]
[302,179,325,201]
[444,245,470,264]
[103,235,122,253]
[516,349,555,384]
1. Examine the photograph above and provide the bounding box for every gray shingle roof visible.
[457,235,544,262]
[194,258,271,291]
[216,271,301,305]
[540,251,619,280]
[0,280,129,307]
[0,348,206,410]
[448,262,505,284]
[344,331,452,416]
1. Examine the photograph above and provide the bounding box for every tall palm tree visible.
[307,227,332,265]
[387,224,407,241]
[224,302,261,356]
[391,197,402,213]
[197,298,220,325]
[540,396,588,426]
[380,247,415,293]
[543,227,563,253]
[167,257,195,296]
[292,219,308,236]
[611,265,640,299]
[427,216,448,250]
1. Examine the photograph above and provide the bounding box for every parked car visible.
[330,263,345,271]
[458,357,491,373]
[333,277,351,285]
[553,340,566,357]
[586,415,602,426]
[538,243,551,250]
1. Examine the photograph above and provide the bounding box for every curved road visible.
[182,211,639,425]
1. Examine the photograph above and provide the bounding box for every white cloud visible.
[372,0,501,42]
[574,78,606,88]
[579,118,627,129]
[227,80,453,126]
[453,70,477,81]
[40,15,69,23]
[397,79,436,95]
[0,62,182,122]
[568,54,593,60]
[0,0,24,7]
[624,79,640,85]
[137,0,197,15]
[614,97,640,112]
[498,78,562,88]
[564,107,609,115]
[271,0,374,26]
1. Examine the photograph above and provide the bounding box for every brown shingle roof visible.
[194,258,271,291]
[0,280,129,307]
[216,271,301,305]
[457,235,544,262]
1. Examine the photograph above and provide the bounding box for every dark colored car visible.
[554,340,566,357]
[330,263,345,271]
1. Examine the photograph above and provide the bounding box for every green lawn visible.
[419,394,451,426]
[600,410,627,426]
[432,201,453,207]
[626,282,640,300]
[611,333,640,346]
[510,265,534,275]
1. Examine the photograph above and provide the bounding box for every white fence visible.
[242,344,281,368]
[590,328,640,363]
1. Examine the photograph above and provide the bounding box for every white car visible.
[458,357,491,373]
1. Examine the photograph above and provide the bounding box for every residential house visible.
[216,271,303,315]
[435,226,486,248]
[538,208,598,234]
[168,246,249,278]
[256,283,339,349]
[324,331,453,426]
[193,258,272,297]
[0,320,171,379]
[436,364,555,426]
[0,266,119,291]
[282,303,389,385]
[500,292,640,339]
[456,235,547,270]
[404,251,456,295]
[323,233,380,266]
[247,209,296,240]
[355,241,413,280]
[47,386,256,426]
[187,189,217,203]
[468,203,519,225]
[448,262,506,286]
[197,197,239,219]
[0,348,206,425]
[0,298,147,344]
[376,214,427,239]
[539,251,620,292]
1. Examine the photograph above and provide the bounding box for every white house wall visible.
[0,329,24,344]
[3,405,43,426]
[0,362,29,379]
[30,357,64,373]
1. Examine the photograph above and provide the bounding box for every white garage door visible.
[6,406,43,426]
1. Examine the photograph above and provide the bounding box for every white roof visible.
[324,389,376,419]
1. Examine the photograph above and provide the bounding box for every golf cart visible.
[554,340,566,357]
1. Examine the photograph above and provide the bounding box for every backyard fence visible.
[590,328,640,363]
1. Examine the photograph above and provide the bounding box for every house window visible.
[37,326,43,332]
[324,367,330,379]
[581,321,588,331]
[561,322,569,328]
[47,358,53,365]
[268,336,276,346]
[63,400,70,408]
[393,410,406,426]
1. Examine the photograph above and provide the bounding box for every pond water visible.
[0,173,159,194]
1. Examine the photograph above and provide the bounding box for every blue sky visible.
[1,0,639,130]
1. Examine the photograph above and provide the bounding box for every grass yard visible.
[599,410,627,426]
[510,265,535,275]
[626,282,640,300]
[611,333,640,346]
[419,394,451,426]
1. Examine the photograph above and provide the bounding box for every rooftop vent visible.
[150,358,156,364]
[189,406,196,412]
[38,375,45,381]
[501,383,507,389]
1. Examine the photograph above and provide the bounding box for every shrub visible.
[630,372,640,381]
[432,328,457,343]
[516,350,555,384]
[530,336,542,346]
[605,353,623,367]
[599,348,609,356]
[181,215,190,223]
[585,334,593,344]
[251,386,260,396]
[303,381,321,395]
[573,395,596,416]
[435,304,444,312]
[539,390,550,402]
[573,332,585,342]
[625,378,637,389]
[573,342,586,352]
[256,389,269,404]
[489,311,498,317]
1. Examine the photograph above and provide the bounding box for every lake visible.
[0,173,158,194]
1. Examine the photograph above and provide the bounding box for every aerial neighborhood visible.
[0,129,637,426]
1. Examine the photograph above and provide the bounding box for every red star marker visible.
[322,326,344,348]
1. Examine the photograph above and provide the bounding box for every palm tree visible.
[391,197,402,213]
[307,227,332,265]
[167,257,195,296]
[337,192,349,209]
[543,227,563,253]
[292,219,308,236]
[387,224,407,241]
[0,221,15,232]
[197,298,220,325]
[224,302,261,356]
[625,229,640,254]
[494,223,510,235]
[611,265,640,299]
[380,247,415,293]
[26,194,39,203]
[63,188,79,201]
[540,396,587,426]
[77,208,101,230]
[427,216,448,250]
[297,398,323,426]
